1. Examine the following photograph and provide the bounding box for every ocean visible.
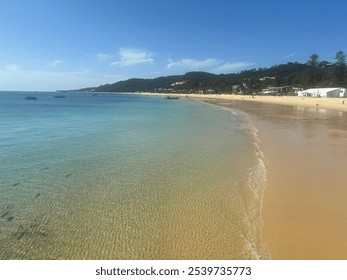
[0,91,268,259]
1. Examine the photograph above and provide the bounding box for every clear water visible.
[0,92,266,259]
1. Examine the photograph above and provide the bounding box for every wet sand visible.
[205,99,347,259]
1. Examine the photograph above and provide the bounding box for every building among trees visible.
[297,88,347,98]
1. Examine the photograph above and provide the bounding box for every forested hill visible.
[81,60,347,95]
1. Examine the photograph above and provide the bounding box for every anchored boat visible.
[164,96,179,100]
[25,95,38,100]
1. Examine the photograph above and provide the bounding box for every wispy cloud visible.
[48,60,63,67]
[110,48,155,66]
[5,64,20,71]
[216,62,255,72]
[94,53,113,62]
[280,52,297,60]
[166,58,221,70]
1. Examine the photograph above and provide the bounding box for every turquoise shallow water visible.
[0,92,266,259]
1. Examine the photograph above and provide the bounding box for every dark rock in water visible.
[65,173,72,178]
[30,223,39,229]
[6,216,14,222]
[1,211,9,218]
[11,182,20,187]
[16,225,29,240]
[41,167,49,171]
[10,218,49,241]
[35,193,41,198]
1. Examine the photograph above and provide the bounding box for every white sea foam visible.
[241,111,272,259]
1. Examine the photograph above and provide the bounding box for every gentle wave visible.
[242,111,271,259]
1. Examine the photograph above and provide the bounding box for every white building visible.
[298,88,347,98]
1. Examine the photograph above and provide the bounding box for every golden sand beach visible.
[201,97,347,259]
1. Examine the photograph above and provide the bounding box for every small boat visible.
[25,95,38,100]
[164,96,179,100]
[54,95,66,98]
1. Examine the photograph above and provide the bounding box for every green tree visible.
[335,50,346,66]
[333,51,346,85]
[307,53,320,67]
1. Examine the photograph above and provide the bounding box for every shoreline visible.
[203,98,347,259]
[242,111,271,260]
[121,91,347,259]
[200,100,271,259]
[125,92,347,113]
[99,91,347,259]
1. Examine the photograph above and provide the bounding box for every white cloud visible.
[49,60,63,67]
[165,57,255,73]
[5,64,20,71]
[110,48,154,66]
[166,58,221,70]
[216,62,255,72]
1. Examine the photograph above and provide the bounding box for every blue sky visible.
[0,0,346,91]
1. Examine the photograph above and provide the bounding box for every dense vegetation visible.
[81,52,347,95]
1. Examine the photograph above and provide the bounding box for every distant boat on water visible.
[54,95,66,98]
[164,96,179,100]
[25,95,38,100]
